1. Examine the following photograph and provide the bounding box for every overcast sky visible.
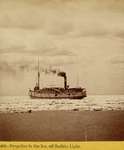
[0,0,124,95]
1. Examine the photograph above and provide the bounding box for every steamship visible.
[28,61,87,99]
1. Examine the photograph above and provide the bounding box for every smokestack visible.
[64,75,67,90]
[57,72,67,89]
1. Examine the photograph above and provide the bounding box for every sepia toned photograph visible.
[0,0,124,141]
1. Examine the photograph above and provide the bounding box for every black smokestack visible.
[57,72,67,89]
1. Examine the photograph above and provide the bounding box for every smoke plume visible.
[57,71,66,78]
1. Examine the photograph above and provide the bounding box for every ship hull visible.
[29,88,86,99]
[29,95,86,99]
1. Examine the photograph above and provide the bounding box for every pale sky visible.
[0,0,124,95]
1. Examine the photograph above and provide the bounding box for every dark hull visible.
[29,88,87,99]
[29,95,86,99]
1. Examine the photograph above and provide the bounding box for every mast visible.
[38,57,40,88]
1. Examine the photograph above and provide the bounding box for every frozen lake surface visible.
[0,95,124,113]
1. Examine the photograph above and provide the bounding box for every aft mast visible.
[37,57,40,89]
